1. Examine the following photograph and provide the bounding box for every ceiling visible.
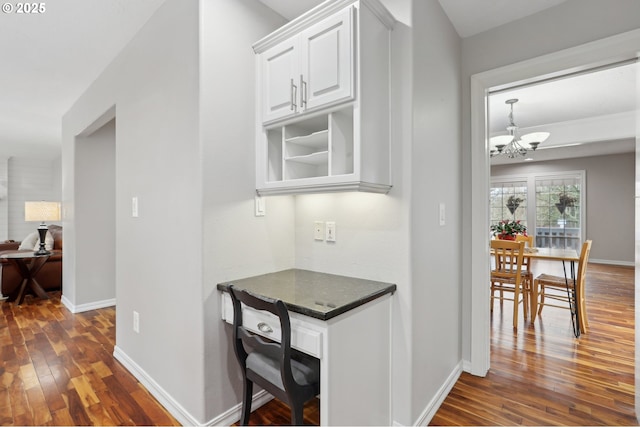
[0,0,166,159]
[0,0,635,162]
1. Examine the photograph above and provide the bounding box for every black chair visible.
[229,285,320,425]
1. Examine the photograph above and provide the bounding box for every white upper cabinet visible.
[261,38,299,124]
[261,7,354,124]
[254,0,395,195]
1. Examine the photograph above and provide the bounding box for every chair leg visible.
[512,284,519,330]
[538,284,545,315]
[522,279,529,320]
[291,402,304,426]
[239,378,253,426]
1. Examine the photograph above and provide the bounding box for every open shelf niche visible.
[266,106,354,183]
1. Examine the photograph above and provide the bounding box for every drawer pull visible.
[257,322,273,333]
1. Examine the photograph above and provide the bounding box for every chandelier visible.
[490,98,550,159]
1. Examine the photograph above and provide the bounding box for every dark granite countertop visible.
[217,269,396,321]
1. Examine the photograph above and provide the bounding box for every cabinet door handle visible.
[300,74,307,109]
[257,322,273,333]
[290,78,298,111]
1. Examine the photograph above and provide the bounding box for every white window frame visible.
[491,170,586,248]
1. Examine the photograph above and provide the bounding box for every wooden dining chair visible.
[515,234,534,300]
[490,239,527,329]
[228,285,320,426]
[534,240,592,333]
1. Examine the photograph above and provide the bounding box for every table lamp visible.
[25,201,61,255]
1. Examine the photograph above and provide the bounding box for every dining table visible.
[492,245,581,336]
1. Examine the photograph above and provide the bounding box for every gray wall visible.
[75,119,116,305]
[200,0,294,422]
[7,156,62,241]
[63,0,204,421]
[492,152,634,265]
[410,0,462,422]
[461,0,640,365]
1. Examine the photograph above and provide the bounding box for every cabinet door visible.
[300,7,354,112]
[261,38,299,124]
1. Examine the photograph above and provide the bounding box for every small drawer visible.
[220,292,323,358]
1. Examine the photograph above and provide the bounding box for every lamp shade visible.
[25,201,61,222]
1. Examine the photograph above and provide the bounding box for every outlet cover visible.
[314,221,325,240]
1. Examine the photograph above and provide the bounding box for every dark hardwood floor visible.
[431,262,637,425]
[1,262,635,426]
[0,292,178,426]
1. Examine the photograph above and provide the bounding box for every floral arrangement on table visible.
[490,219,527,240]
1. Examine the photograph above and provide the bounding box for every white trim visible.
[491,170,587,247]
[61,294,115,313]
[589,259,635,267]
[204,390,273,427]
[470,28,640,377]
[413,362,463,426]
[113,345,200,426]
[114,345,274,427]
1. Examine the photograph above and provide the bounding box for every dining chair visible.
[228,285,320,426]
[490,239,527,329]
[534,240,592,333]
[515,234,534,299]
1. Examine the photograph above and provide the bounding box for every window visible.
[491,171,585,250]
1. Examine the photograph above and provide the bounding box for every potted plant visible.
[490,219,527,240]
[555,192,577,214]
[506,195,523,215]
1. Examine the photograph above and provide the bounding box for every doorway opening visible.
[71,114,116,310]
[467,32,640,414]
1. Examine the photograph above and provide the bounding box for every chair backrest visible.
[228,285,297,393]
[576,240,593,283]
[516,234,534,248]
[491,239,525,283]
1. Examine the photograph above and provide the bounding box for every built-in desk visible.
[218,269,396,426]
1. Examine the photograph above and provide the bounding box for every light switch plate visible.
[132,197,139,218]
[255,196,265,217]
[439,202,445,226]
[314,221,325,240]
[326,221,336,242]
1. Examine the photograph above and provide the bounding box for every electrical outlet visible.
[439,202,445,226]
[314,221,325,240]
[133,311,140,333]
[326,221,336,242]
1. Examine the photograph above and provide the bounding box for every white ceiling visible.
[0,0,166,159]
[0,0,635,163]
[489,62,637,165]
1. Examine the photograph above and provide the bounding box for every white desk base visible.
[221,292,393,425]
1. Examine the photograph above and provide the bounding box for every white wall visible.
[492,152,635,264]
[461,0,640,366]
[75,119,116,305]
[7,157,62,241]
[199,0,294,423]
[410,0,462,422]
[62,0,205,422]
[0,157,7,240]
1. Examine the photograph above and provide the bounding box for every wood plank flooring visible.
[1,262,635,425]
[0,292,178,426]
[431,262,637,425]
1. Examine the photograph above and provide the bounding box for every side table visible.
[0,251,51,305]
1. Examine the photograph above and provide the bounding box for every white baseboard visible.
[114,345,274,427]
[589,258,634,267]
[61,294,116,313]
[113,345,201,426]
[205,389,273,426]
[414,361,463,426]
